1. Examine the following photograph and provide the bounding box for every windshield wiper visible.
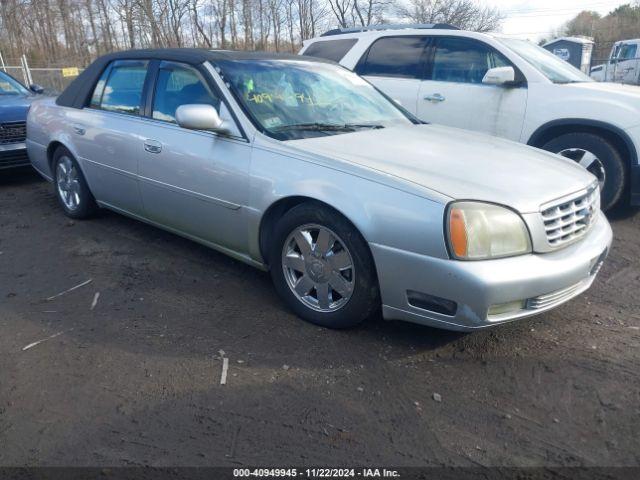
[344,123,385,130]
[272,122,384,132]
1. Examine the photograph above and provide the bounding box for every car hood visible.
[285,124,595,213]
[0,94,36,122]
[561,81,640,101]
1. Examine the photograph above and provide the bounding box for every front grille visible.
[0,121,27,145]
[541,185,599,248]
[526,282,583,310]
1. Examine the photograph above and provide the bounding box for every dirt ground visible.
[1,168,639,469]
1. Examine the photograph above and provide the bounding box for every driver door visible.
[615,43,638,84]
[138,61,251,253]
[417,36,528,141]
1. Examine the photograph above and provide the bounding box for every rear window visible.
[92,60,148,115]
[302,39,358,62]
[356,36,428,79]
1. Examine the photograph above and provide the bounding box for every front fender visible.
[246,142,449,264]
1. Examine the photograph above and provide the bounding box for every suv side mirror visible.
[482,66,516,86]
[29,84,45,94]
[176,104,229,134]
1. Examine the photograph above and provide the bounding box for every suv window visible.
[303,39,358,62]
[356,36,428,79]
[93,61,148,115]
[431,37,511,84]
[152,64,221,123]
[619,44,637,60]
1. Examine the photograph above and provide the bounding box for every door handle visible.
[144,139,162,154]
[72,124,86,135]
[424,93,445,103]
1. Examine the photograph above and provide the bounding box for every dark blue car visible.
[0,70,43,170]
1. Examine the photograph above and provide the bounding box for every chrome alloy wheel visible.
[56,156,81,211]
[558,148,606,191]
[282,224,355,312]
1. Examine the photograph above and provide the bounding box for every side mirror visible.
[29,84,44,94]
[175,104,228,133]
[482,66,516,86]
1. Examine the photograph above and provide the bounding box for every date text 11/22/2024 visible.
[233,468,401,478]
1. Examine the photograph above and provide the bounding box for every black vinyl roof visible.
[57,48,331,108]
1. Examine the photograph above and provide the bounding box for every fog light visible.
[487,300,525,318]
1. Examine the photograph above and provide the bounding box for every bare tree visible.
[190,0,212,47]
[353,0,388,27]
[0,0,383,68]
[397,0,503,32]
[328,0,351,28]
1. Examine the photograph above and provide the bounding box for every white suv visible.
[300,24,640,210]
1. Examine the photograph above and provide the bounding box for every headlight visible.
[447,202,532,260]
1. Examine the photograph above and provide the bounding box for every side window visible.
[620,44,637,60]
[152,64,221,124]
[99,61,148,115]
[431,38,511,85]
[303,39,358,62]
[89,66,111,108]
[356,36,428,79]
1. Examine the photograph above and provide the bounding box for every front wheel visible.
[542,132,626,211]
[269,203,379,329]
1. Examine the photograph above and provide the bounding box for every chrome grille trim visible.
[540,185,599,248]
[526,282,583,310]
[0,121,27,145]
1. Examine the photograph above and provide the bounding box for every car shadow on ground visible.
[0,166,43,186]
[607,202,639,222]
[0,168,487,363]
[83,207,467,351]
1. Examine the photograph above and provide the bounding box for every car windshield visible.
[0,71,30,95]
[499,38,593,84]
[214,59,414,140]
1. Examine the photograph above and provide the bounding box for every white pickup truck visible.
[590,39,640,85]
[301,25,640,211]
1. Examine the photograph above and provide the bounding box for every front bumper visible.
[371,211,613,331]
[0,143,30,170]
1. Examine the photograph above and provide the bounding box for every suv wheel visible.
[269,203,379,329]
[542,132,625,211]
[53,147,99,219]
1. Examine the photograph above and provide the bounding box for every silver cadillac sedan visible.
[27,49,612,331]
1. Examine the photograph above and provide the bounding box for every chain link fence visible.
[1,52,83,94]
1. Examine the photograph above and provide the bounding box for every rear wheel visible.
[269,203,379,329]
[53,147,98,219]
[542,132,625,211]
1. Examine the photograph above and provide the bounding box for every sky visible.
[485,0,634,40]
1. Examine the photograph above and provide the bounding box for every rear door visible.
[75,59,151,215]
[417,36,528,141]
[137,61,251,252]
[354,36,429,114]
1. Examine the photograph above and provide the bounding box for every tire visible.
[52,146,99,219]
[269,202,380,329]
[541,132,626,211]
